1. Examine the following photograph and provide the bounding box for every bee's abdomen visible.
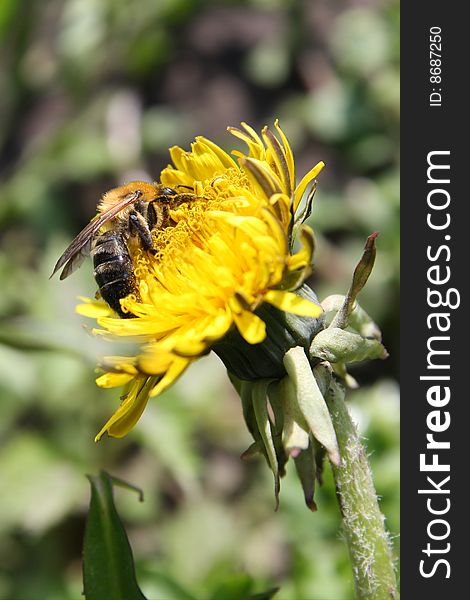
[92,231,135,318]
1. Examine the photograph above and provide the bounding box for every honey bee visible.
[51,181,196,317]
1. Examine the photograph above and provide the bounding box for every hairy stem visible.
[325,378,398,599]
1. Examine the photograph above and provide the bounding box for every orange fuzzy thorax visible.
[98,181,161,217]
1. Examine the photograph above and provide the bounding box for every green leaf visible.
[208,573,253,600]
[83,471,147,600]
[207,574,279,600]
[248,588,280,599]
[142,570,198,600]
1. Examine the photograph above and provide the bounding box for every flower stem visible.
[325,378,398,600]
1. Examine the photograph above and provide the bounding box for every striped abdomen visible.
[92,231,135,318]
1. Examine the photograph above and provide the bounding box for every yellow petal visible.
[96,372,135,388]
[137,351,176,375]
[148,357,191,397]
[241,157,282,199]
[268,193,292,230]
[262,126,292,195]
[274,119,295,187]
[259,206,288,254]
[100,355,139,373]
[76,297,114,318]
[264,290,323,317]
[196,137,236,169]
[172,338,207,357]
[168,145,186,170]
[185,138,231,180]
[95,376,158,441]
[160,166,194,189]
[233,309,266,344]
[288,226,314,271]
[173,314,231,356]
[228,125,264,160]
[240,122,264,147]
[294,161,325,212]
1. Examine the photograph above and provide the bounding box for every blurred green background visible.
[0,1,399,598]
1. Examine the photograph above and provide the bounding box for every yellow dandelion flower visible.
[76,121,325,441]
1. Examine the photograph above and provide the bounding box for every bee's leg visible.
[147,201,160,230]
[128,210,154,251]
[148,201,171,230]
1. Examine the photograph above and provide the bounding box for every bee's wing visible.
[58,237,92,280]
[50,191,141,280]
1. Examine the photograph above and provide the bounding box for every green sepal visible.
[312,361,332,396]
[238,380,268,461]
[236,378,285,502]
[83,471,147,600]
[294,438,318,512]
[283,347,340,466]
[311,436,326,486]
[275,377,310,456]
[213,285,324,381]
[331,362,359,389]
[267,382,288,477]
[310,328,388,364]
[240,442,262,460]
[252,379,281,508]
[283,415,310,457]
[322,294,381,340]
[330,232,378,330]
